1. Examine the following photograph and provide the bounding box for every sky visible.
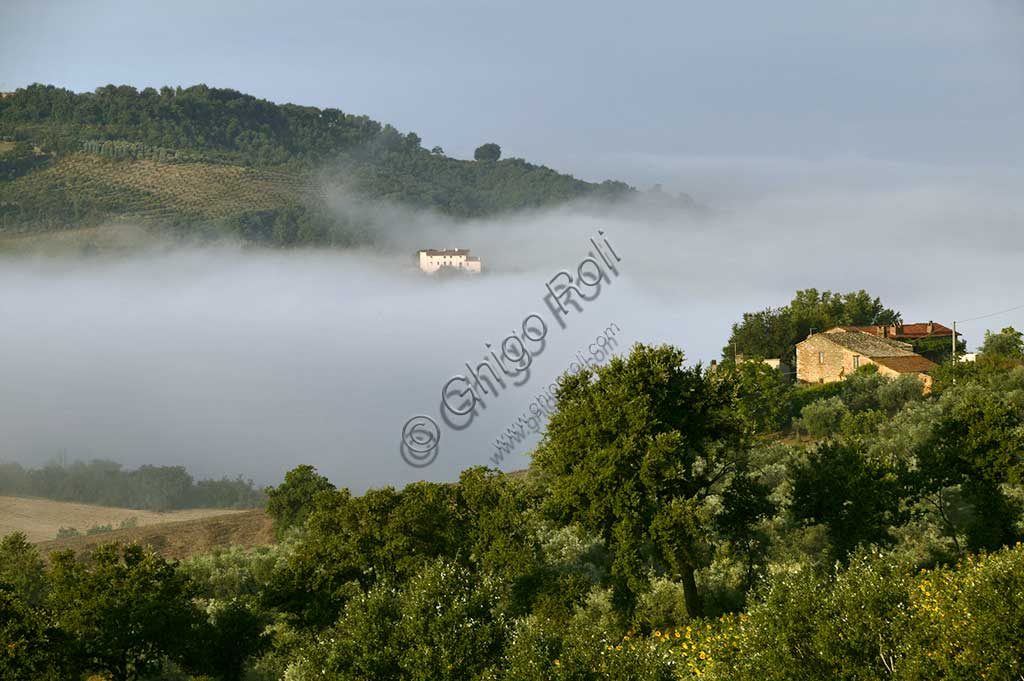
[1,1,1023,489]
[2,1,1023,188]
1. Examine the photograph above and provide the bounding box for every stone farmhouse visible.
[796,327,939,390]
[417,248,482,274]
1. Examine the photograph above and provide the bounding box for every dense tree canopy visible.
[981,326,1024,360]
[264,464,334,537]
[0,84,635,239]
[474,142,502,162]
[3,327,1024,680]
[724,288,901,365]
[47,544,203,681]
[534,344,764,617]
[0,459,265,511]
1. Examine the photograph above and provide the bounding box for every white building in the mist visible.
[417,248,482,274]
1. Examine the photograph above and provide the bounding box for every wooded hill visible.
[0,84,636,246]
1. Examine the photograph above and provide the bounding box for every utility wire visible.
[955,302,1024,324]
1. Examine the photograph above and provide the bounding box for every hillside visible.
[0,84,637,246]
[33,509,274,560]
[0,495,251,543]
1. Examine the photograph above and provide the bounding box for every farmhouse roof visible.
[836,322,958,339]
[807,332,916,357]
[419,248,471,255]
[872,355,939,374]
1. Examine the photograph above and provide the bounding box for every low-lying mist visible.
[1,161,1021,491]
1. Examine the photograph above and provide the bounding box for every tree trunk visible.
[680,562,704,618]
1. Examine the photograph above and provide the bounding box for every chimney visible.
[927,320,934,334]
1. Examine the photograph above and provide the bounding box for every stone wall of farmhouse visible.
[797,335,861,384]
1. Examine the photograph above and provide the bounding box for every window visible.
[818,351,825,365]
[853,355,860,369]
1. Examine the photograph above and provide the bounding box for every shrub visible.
[715,555,912,681]
[899,545,1024,679]
[0,533,46,606]
[0,586,71,680]
[633,577,692,632]
[500,616,676,681]
[877,374,925,413]
[797,396,849,438]
[265,464,334,536]
[838,365,886,413]
[285,559,508,681]
[785,381,844,424]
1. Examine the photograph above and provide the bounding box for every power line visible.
[956,302,1024,324]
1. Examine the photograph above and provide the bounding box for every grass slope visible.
[0,495,250,543]
[1,152,307,226]
[34,509,273,559]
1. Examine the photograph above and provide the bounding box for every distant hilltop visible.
[0,83,639,248]
[417,248,481,274]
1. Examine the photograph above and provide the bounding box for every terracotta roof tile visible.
[840,323,958,339]
[872,355,939,373]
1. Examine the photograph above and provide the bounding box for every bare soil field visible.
[34,509,274,560]
[0,495,251,543]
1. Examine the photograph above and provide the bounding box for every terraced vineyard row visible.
[1,153,310,228]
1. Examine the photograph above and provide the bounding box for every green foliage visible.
[797,396,849,438]
[837,364,885,413]
[0,533,46,606]
[784,379,844,423]
[5,339,1024,680]
[911,335,964,364]
[534,343,755,618]
[980,325,1024,360]
[474,142,502,162]
[689,545,1024,680]
[197,597,271,681]
[915,387,1024,551]
[718,555,913,681]
[264,464,335,536]
[724,289,900,366]
[499,616,676,681]
[47,543,204,681]
[899,546,1024,679]
[790,440,908,560]
[0,458,265,510]
[0,84,634,238]
[55,526,80,539]
[0,585,69,680]
[286,559,508,681]
[877,373,926,413]
[712,360,791,434]
[182,543,293,600]
[267,480,469,626]
[80,138,199,163]
[0,141,48,180]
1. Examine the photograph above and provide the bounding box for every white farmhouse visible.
[417,248,482,274]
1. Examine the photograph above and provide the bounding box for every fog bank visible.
[1,163,1022,490]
